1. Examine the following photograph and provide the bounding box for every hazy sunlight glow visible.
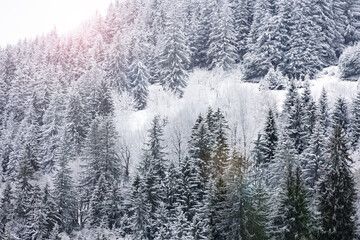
[0,0,114,46]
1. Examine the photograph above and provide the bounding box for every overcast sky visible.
[0,0,113,47]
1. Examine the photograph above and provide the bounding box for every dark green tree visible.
[318,125,357,240]
[332,97,350,133]
[273,165,313,240]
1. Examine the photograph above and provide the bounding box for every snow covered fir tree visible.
[1,0,360,239]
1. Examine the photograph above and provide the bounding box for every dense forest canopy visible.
[0,0,360,239]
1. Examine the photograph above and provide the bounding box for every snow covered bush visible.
[259,67,287,90]
[339,43,360,80]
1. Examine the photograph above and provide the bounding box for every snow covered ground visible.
[114,66,359,174]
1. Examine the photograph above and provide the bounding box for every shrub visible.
[339,43,360,79]
[259,67,287,90]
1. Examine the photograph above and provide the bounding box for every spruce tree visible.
[300,81,316,139]
[318,125,357,240]
[64,90,87,157]
[332,97,350,133]
[318,87,330,136]
[0,183,14,238]
[42,183,59,238]
[178,156,207,239]
[273,165,313,240]
[231,0,252,61]
[301,121,327,199]
[283,0,322,80]
[136,115,168,239]
[310,0,339,66]
[212,108,230,178]
[53,154,77,234]
[128,34,149,110]
[40,91,66,172]
[207,0,238,71]
[208,176,228,240]
[27,185,48,240]
[158,6,190,97]
[243,0,280,79]
[192,0,212,68]
[96,79,114,117]
[246,165,271,240]
[262,109,278,163]
[283,80,299,117]
[0,116,16,180]
[13,156,37,239]
[188,114,212,180]
[129,174,151,240]
[89,174,111,227]
[286,97,307,154]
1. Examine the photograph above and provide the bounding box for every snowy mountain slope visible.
[114,66,359,172]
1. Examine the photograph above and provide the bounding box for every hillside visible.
[114,66,359,169]
[2,0,360,239]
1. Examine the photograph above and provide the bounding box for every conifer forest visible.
[2,0,360,239]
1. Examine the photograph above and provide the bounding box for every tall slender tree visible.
[318,125,357,240]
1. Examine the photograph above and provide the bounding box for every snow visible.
[115,66,360,171]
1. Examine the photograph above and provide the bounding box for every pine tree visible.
[243,0,282,79]
[53,154,77,234]
[300,81,317,142]
[96,79,114,117]
[27,185,48,240]
[81,115,121,217]
[269,134,299,189]
[207,0,238,71]
[310,0,339,66]
[129,174,151,240]
[20,106,42,173]
[231,0,252,61]
[223,151,250,240]
[259,67,287,90]
[283,80,299,117]
[192,0,212,68]
[89,174,111,227]
[42,183,59,238]
[318,87,330,135]
[164,162,181,223]
[135,115,168,239]
[208,176,228,240]
[128,35,149,110]
[13,156,37,239]
[64,90,87,157]
[273,165,313,240]
[0,183,14,238]
[188,114,212,180]
[107,181,123,230]
[177,155,208,240]
[212,108,230,178]
[286,97,307,154]
[318,125,357,239]
[158,6,190,97]
[262,109,278,163]
[105,32,128,92]
[301,121,327,199]
[333,0,352,48]
[40,90,66,172]
[332,97,350,133]
[283,0,322,80]
[0,115,17,180]
[351,0,360,43]
[184,0,203,69]
[246,166,271,240]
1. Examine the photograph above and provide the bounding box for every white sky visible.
[0,0,114,47]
